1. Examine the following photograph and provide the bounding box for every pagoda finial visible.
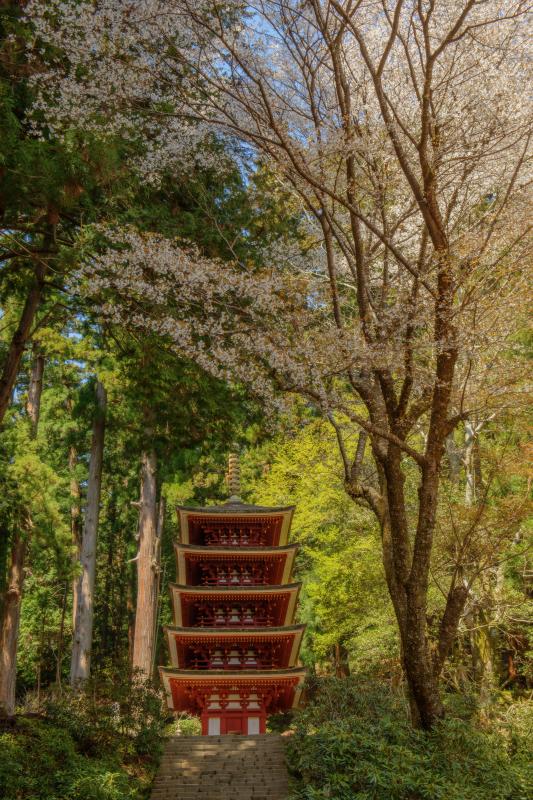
[227,452,242,503]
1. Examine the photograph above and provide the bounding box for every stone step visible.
[151,792,289,798]
[154,773,289,780]
[157,769,287,776]
[150,735,290,800]
[163,743,286,750]
[154,774,289,782]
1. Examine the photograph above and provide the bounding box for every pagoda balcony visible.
[197,562,274,587]
[165,626,305,671]
[175,544,298,587]
[170,584,301,628]
[194,603,276,628]
[178,504,294,547]
[203,527,268,547]
[183,646,282,671]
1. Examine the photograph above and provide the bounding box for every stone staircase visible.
[150,735,290,800]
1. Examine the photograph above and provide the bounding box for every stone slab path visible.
[150,735,290,800]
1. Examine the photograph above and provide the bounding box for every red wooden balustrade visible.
[184,643,283,670]
[192,601,276,627]
[198,561,276,586]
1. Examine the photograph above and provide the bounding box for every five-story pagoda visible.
[159,455,306,735]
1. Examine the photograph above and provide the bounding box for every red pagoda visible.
[159,455,305,735]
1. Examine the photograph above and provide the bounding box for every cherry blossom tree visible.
[27,0,532,728]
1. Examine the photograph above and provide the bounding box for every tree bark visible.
[0,342,47,716]
[0,263,47,427]
[464,420,484,507]
[0,532,26,717]
[70,380,107,686]
[25,344,45,435]
[56,580,68,687]
[152,496,165,673]
[0,527,8,624]
[68,442,82,629]
[445,433,462,484]
[131,446,159,679]
[332,641,350,678]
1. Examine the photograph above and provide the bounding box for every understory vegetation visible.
[286,677,533,800]
[0,677,166,800]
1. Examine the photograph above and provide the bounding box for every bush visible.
[0,674,167,800]
[42,670,166,762]
[286,677,533,800]
[0,718,140,800]
[164,713,202,737]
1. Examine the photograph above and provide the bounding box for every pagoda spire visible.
[227,451,242,503]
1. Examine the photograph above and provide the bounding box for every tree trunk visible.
[402,591,445,728]
[0,263,47,427]
[464,419,485,507]
[151,496,165,674]
[56,580,68,687]
[0,532,26,717]
[0,527,9,623]
[445,433,462,484]
[68,442,82,630]
[25,344,45,435]
[131,447,159,679]
[382,530,445,727]
[332,641,350,678]
[464,420,477,506]
[0,342,47,716]
[70,380,107,686]
[100,490,116,660]
[379,449,447,729]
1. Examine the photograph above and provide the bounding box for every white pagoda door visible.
[208,717,221,735]
[247,716,260,735]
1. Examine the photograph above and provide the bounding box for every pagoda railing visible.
[192,602,277,628]
[198,562,276,586]
[185,644,283,671]
[203,527,270,547]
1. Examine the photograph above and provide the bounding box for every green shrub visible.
[0,719,141,800]
[42,670,166,762]
[0,675,167,800]
[286,677,533,800]
[164,713,202,737]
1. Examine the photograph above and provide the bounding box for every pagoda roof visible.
[160,666,306,682]
[177,502,295,546]
[165,624,305,669]
[175,543,298,555]
[178,500,295,515]
[175,543,298,586]
[165,623,305,636]
[160,666,306,712]
[169,582,301,627]
[169,582,301,594]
